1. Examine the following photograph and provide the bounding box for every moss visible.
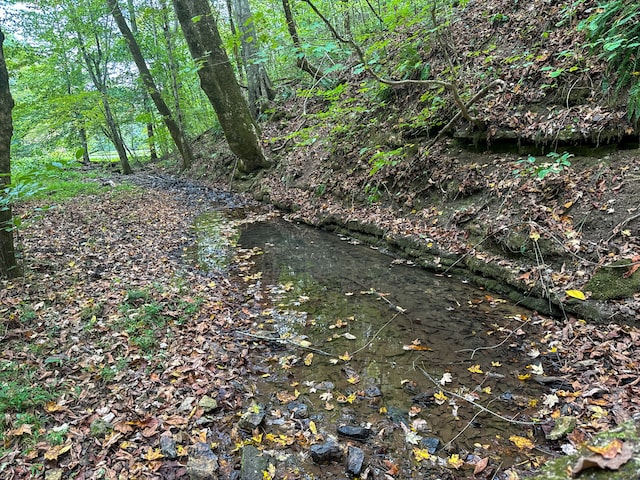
[585,259,640,300]
[530,420,640,480]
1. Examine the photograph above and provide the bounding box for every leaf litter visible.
[1,173,640,479]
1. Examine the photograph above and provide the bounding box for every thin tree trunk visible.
[76,34,133,174]
[225,0,245,81]
[281,0,325,79]
[78,123,91,164]
[160,0,186,133]
[231,0,275,116]
[0,28,20,279]
[173,0,268,173]
[107,0,194,170]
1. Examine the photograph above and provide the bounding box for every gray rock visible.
[346,446,365,476]
[238,404,266,431]
[241,445,272,480]
[286,401,309,419]
[310,440,342,464]
[336,425,372,441]
[160,432,178,460]
[420,437,440,454]
[187,442,218,480]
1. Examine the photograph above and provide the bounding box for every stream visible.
[192,209,555,477]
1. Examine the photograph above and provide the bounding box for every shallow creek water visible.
[194,211,552,474]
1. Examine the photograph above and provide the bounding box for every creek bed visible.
[194,211,557,477]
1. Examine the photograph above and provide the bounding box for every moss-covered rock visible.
[530,419,640,480]
[586,259,640,301]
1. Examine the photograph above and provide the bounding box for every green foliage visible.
[368,147,406,176]
[578,1,640,118]
[513,151,573,179]
[0,361,55,416]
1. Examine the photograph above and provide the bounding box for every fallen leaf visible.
[565,289,586,300]
[439,372,453,385]
[44,442,72,461]
[303,353,313,366]
[587,438,623,459]
[468,364,483,374]
[509,435,535,450]
[412,447,431,461]
[447,453,464,469]
[572,442,633,476]
[474,457,489,474]
[402,344,432,351]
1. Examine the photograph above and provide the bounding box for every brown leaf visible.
[571,442,633,477]
[474,457,489,475]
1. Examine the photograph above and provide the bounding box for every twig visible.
[456,316,531,359]
[606,210,640,243]
[419,365,541,426]
[239,331,332,356]
[351,311,402,356]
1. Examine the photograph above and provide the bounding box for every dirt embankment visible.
[187,0,640,323]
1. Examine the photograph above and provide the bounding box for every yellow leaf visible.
[44,442,72,461]
[529,230,540,241]
[347,375,360,385]
[468,365,483,374]
[144,448,165,461]
[379,406,388,414]
[346,392,357,404]
[309,421,317,435]
[587,438,623,458]
[565,289,586,300]
[303,353,313,366]
[448,453,464,469]
[482,386,492,394]
[509,435,535,450]
[434,391,448,404]
[338,351,352,361]
[491,361,502,367]
[413,447,431,462]
[518,373,531,380]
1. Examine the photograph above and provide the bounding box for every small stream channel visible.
[192,209,555,476]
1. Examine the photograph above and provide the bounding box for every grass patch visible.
[115,288,170,354]
[0,361,56,416]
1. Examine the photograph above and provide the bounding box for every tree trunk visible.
[231,0,275,116]
[101,93,133,174]
[0,28,20,279]
[282,0,325,79]
[107,0,194,170]
[225,0,245,82]
[74,27,133,174]
[160,0,186,134]
[78,123,91,164]
[173,0,268,173]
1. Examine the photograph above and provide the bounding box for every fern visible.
[579,1,640,119]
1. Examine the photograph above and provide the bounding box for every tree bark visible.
[76,32,133,174]
[231,0,275,116]
[281,0,325,79]
[173,0,268,173]
[0,28,20,279]
[107,0,194,170]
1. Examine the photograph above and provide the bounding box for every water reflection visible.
[237,218,546,455]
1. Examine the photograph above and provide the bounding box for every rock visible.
[44,469,63,480]
[336,425,372,441]
[187,442,218,480]
[179,396,197,412]
[241,445,272,480]
[364,385,382,397]
[421,437,440,454]
[198,395,218,413]
[160,432,178,459]
[286,401,309,419]
[346,446,365,476]
[310,440,343,464]
[238,404,265,431]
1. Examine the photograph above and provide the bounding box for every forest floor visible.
[1,166,639,479]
